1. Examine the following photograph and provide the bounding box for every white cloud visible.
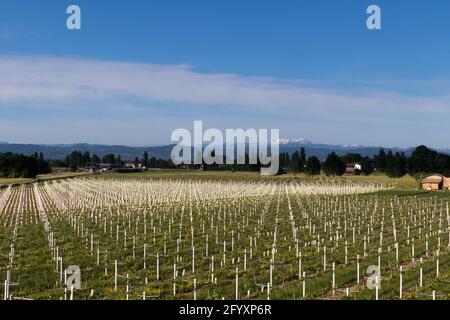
[2,55,450,147]
[1,55,450,115]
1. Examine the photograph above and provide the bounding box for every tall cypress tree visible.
[322,152,345,176]
[299,147,306,173]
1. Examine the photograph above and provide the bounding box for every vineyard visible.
[0,176,449,300]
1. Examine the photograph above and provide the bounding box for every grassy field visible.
[0,169,423,191]
[0,172,94,188]
[37,171,94,181]
[104,170,420,189]
[1,170,449,300]
[0,178,34,187]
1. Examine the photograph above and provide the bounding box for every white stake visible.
[357,255,360,285]
[436,259,439,278]
[235,268,239,300]
[399,266,403,299]
[375,275,379,301]
[157,253,160,281]
[193,278,197,300]
[70,285,74,300]
[114,260,118,291]
[332,262,336,295]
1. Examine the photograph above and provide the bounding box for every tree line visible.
[56,151,176,171]
[0,152,51,178]
[280,145,450,177]
[34,144,450,177]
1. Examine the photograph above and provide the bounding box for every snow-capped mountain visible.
[277,138,312,145]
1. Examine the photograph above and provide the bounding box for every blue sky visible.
[1,0,450,147]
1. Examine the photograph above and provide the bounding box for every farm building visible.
[420,174,450,191]
[344,163,362,176]
[445,177,450,190]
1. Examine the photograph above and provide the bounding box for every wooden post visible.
[192,247,195,274]
[298,256,302,280]
[378,248,381,271]
[60,257,63,283]
[270,259,273,286]
[395,243,399,262]
[244,249,247,271]
[235,268,239,300]
[144,243,147,270]
[157,253,160,281]
[375,275,379,301]
[114,260,118,291]
[357,255,360,285]
[436,258,439,278]
[193,278,197,300]
[4,280,8,301]
[332,262,336,295]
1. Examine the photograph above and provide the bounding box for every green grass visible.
[37,172,93,181]
[103,169,264,181]
[103,170,421,189]
[0,172,92,188]
[0,178,34,187]
[2,171,450,300]
[344,173,419,190]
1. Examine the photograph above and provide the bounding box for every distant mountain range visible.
[0,140,449,161]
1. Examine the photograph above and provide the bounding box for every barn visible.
[344,163,362,176]
[421,174,446,191]
[444,177,450,190]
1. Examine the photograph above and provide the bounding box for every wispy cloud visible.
[2,55,450,147]
[1,55,450,115]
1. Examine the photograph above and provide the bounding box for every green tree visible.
[385,151,407,178]
[305,156,321,175]
[102,154,116,164]
[342,153,364,164]
[0,153,50,178]
[289,151,301,175]
[143,151,149,168]
[322,152,345,176]
[374,148,387,172]
[91,154,101,166]
[116,155,123,167]
[361,157,374,175]
[66,151,83,171]
[299,147,306,172]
